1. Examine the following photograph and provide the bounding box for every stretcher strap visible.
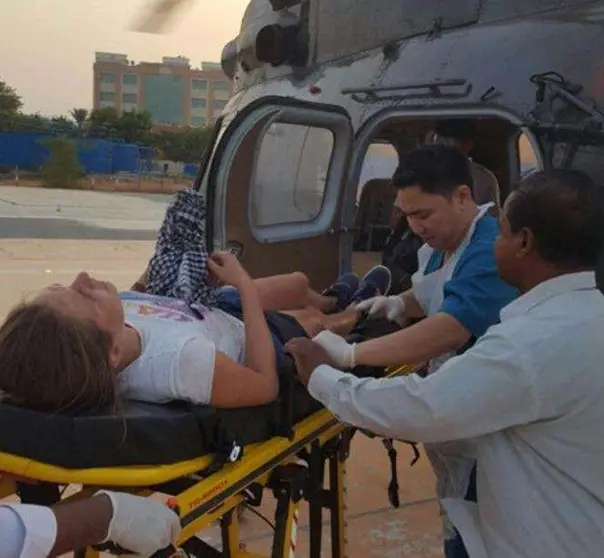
[277,356,297,441]
[183,406,245,476]
[200,438,244,477]
[380,438,421,509]
[382,439,400,508]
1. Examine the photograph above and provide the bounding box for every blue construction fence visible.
[0,131,157,175]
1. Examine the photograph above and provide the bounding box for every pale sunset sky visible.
[0,0,249,116]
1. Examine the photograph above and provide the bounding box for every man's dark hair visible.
[434,119,477,143]
[507,169,604,268]
[393,144,474,197]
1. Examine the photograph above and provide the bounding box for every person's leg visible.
[444,534,470,558]
[282,306,361,339]
[254,264,393,314]
[253,271,360,313]
[253,272,334,312]
[443,465,476,558]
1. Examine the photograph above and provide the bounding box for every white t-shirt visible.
[117,292,245,405]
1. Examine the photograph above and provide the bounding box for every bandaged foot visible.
[312,330,356,369]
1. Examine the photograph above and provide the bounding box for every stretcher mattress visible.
[0,360,325,469]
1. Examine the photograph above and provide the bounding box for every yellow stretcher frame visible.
[0,363,421,558]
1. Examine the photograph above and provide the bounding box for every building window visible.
[100,91,116,102]
[212,99,228,112]
[123,74,138,85]
[212,81,230,92]
[251,123,334,227]
[191,116,206,127]
[191,98,207,109]
[141,74,186,126]
[122,93,138,104]
[192,79,207,90]
[100,72,115,84]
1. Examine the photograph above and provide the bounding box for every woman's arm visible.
[238,278,278,399]
[207,252,278,406]
[131,267,148,292]
[207,281,279,406]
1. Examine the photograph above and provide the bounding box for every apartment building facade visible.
[92,52,232,128]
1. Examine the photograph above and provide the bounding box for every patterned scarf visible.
[146,187,217,313]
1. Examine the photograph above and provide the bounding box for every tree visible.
[151,126,214,162]
[0,80,22,114]
[115,109,153,144]
[70,108,89,135]
[50,116,77,135]
[0,112,47,133]
[39,137,84,188]
[88,107,120,138]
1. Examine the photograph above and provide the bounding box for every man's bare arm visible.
[354,312,471,368]
[401,289,425,319]
[50,494,113,556]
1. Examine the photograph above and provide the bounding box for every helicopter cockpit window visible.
[251,123,334,227]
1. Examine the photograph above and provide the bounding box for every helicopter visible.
[135,0,604,291]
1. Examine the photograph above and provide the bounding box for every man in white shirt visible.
[285,168,604,557]
[1,490,180,557]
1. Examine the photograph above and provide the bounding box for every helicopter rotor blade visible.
[130,0,194,34]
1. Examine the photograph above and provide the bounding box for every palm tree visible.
[69,108,89,136]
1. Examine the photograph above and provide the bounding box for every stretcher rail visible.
[0,363,422,558]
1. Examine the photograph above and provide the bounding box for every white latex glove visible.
[313,330,356,369]
[97,490,181,556]
[354,295,406,325]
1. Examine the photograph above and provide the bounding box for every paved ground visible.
[0,185,170,240]
[0,186,443,557]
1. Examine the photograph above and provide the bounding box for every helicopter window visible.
[357,143,399,203]
[251,123,334,227]
[518,133,539,179]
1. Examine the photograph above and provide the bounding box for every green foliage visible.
[115,109,153,144]
[50,116,77,134]
[39,137,84,188]
[0,80,22,114]
[87,107,153,145]
[153,126,214,163]
[69,108,88,124]
[0,78,215,168]
[69,108,89,135]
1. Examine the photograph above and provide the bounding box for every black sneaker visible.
[322,272,360,312]
[350,265,392,304]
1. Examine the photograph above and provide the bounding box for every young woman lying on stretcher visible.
[0,253,391,413]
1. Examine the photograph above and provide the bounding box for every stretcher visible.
[0,357,422,558]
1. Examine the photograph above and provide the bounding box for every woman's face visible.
[34,271,124,339]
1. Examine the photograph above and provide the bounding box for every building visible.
[92,52,232,128]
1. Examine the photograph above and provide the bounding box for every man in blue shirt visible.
[304,144,519,558]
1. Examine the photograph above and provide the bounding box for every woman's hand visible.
[207,251,252,289]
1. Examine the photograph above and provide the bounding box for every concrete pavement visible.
[0,185,170,239]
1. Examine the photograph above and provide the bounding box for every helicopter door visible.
[206,100,353,290]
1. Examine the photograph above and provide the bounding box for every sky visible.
[0,0,249,116]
